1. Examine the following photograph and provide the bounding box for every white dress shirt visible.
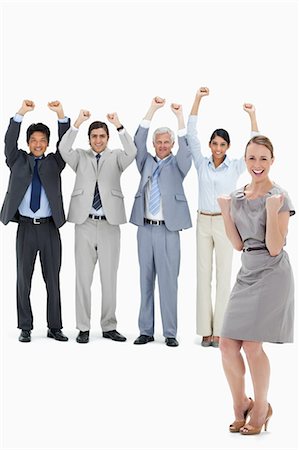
[187,115,260,213]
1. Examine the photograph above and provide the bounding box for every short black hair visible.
[88,121,109,139]
[209,129,230,146]
[26,123,50,144]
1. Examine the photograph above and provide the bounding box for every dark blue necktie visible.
[30,159,41,212]
[92,154,102,210]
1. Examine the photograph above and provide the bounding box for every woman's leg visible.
[220,337,252,420]
[196,213,213,337]
[213,217,233,339]
[242,341,270,427]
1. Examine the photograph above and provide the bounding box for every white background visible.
[0,1,298,449]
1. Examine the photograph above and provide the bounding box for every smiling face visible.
[209,135,229,166]
[28,132,49,157]
[245,143,274,180]
[89,127,109,153]
[153,133,174,160]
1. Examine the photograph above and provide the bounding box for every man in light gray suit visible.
[130,97,192,347]
[59,109,137,343]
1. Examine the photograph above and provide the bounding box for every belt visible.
[243,246,267,252]
[89,214,106,220]
[200,211,222,217]
[19,215,53,225]
[144,218,165,226]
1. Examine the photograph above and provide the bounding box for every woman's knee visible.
[219,337,241,357]
[242,340,263,359]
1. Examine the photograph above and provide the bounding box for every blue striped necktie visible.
[149,160,162,215]
[92,154,102,210]
[30,159,42,212]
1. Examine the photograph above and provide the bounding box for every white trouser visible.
[196,212,233,336]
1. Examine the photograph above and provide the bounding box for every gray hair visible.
[152,127,175,144]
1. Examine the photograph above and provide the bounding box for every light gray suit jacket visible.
[59,127,137,225]
[130,126,192,231]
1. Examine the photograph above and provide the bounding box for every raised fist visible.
[18,99,35,115]
[196,87,209,97]
[243,103,255,114]
[106,112,121,128]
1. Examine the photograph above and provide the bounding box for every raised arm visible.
[217,196,244,251]
[106,112,137,171]
[187,88,209,170]
[144,96,166,120]
[243,103,259,133]
[134,96,165,172]
[265,194,290,256]
[170,103,191,176]
[48,100,70,170]
[59,109,91,171]
[190,87,209,115]
[4,100,35,167]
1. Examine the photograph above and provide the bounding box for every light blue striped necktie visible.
[149,160,163,215]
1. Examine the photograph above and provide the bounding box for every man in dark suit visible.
[0,99,70,342]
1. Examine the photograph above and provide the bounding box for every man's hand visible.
[74,109,91,129]
[48,100,65,119]
[151,96,166,110]
[17,100,35,116]
[170,103,183,116]
[196,87,209,98]
[107,112,122,128]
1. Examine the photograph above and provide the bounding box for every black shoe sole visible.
[102,333,126,342]
[47,332,68,342]
[134,337,154,345]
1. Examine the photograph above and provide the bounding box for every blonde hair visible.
[245,135,274,158]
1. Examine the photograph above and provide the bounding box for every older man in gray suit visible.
[59,109,136,343]
[130,97,192,347]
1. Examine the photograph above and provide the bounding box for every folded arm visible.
[217,196,243,251]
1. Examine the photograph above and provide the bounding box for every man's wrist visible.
[116,125,124,132]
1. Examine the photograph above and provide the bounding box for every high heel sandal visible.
[229,397,254,433]
[240,403,273,435]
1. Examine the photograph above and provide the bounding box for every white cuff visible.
[140,119,151,128]
[177,128,187,137]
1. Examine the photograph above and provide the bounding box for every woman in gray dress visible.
[217,135,295,435]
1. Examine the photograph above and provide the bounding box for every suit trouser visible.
[75,218,120,332]
[16,220,63,330]
[137,223,180,338]
[196,213,233,336]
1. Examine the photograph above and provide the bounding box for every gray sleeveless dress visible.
[221,184,295,343]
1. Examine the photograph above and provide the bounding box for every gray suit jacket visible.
[130,126,192,231]
[59,127,137,225]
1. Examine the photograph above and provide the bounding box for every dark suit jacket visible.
[0,118,70,228]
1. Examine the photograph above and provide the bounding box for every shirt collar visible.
[91,148,106,157]
[208,154,231,168]
[155,154,172,163]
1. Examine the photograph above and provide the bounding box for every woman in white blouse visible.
[187,87,259,347]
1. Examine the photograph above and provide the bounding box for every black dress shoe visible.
[165,337,179,347]
[76,330,90,343]
[134,334,154,345]
[102,330,126,342]
[47,328,68,341]
[19,330,31,343]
